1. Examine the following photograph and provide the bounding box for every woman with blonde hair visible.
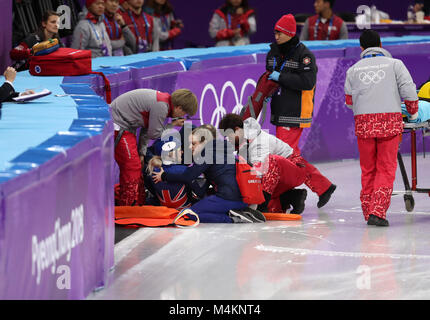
[145,140,207,210]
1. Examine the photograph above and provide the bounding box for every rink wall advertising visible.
[0,36,429,299]
[0,120,115,299]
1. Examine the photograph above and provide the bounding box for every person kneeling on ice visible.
[219,113,308,214]
[152,125,266,223]
[145,139,209,210]
[111,88,198,206]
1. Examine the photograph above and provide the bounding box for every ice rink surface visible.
[88,154,430,300]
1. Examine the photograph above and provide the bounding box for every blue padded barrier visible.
[2,35,430,182]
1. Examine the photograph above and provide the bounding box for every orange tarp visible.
[115,206,302,228]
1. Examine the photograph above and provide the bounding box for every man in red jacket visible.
[120,0,159,52]
[299,0,348,41]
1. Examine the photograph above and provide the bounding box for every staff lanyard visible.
[363,53,385,59]
[227,13,233,29]
[103,14,120,39]
[314,17,333,40]
[273,41,300,71]
[88,19,105,43]
[128,10,149,40]
[273,57,287,71]
[160,14,168,32]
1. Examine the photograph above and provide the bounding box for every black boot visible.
[317,184,336,208]
[279,192,292,212]
[280,189,307,214]
[257,191,272,213]
[367,214,389,227]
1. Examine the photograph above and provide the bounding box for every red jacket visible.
[103,12,123,40]
[120,9,153,46]
[307,14,344,40]
[214,8,255,40]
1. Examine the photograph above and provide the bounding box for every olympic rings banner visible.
[173,56,426,162]
[174,63,277,135]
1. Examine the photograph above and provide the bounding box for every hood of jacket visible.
[243,117,261,141]
[360,47,392,59]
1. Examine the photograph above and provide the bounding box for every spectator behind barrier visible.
[144,0,183,51]
[209,0,257,47]
[0,67,35,106]
[71,0,113,57]
[103,0,137,55]
[119,0,130,12]
[119,0,160,53]
[407,1,428,22]
[10,11,64,71]
[299,0,348,41]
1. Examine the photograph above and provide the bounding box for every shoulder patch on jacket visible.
[303,57,311,65]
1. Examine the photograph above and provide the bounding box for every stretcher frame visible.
[396,120,430,212]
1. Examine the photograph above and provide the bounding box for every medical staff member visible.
[344,30,419,227]
[266,13,336,209]
[111,88,197,206]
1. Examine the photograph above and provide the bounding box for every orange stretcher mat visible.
[263,212,302,221]
[115,206,199,228]
[115,206,302,228]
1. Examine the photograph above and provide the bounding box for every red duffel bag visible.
[235,156,265,205]
[29,47,92,76]
[29,48,112,103]
[240,71,279,123]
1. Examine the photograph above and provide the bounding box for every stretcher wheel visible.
[404,194,415,212]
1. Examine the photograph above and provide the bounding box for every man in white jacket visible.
[71,0,113,57]
[219,114,308,214]
[344,29,419,227]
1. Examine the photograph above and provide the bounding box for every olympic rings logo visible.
[359,70,386,85]
[199,79,257,127]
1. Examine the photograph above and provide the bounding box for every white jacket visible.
[344,47,418,116]
[71,11,112,58]
[243,117,293,165]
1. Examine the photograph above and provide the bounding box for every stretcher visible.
[396,120,430,212]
